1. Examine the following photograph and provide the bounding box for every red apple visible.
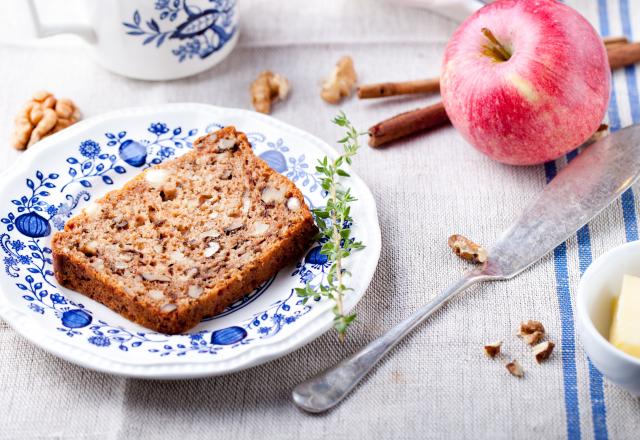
[440,0,610,165]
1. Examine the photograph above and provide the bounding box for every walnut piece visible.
[287,196,301,211]
[11,91,81,150]
[506,360,524,378]
[532,341,555,363]
[518,320,545,345]
[80,240,99,257]
[147,289,165,301]
[161,303,177,313]
[250,71,290,114]
[203,241,221,257]
[321,56,357,104]
[250,222,269,236]
[141,272,171,282]
[483,341,502,358]
[261,186,285,204]
[216,137,237,152]
[187,285,203,299]
[448,234,487,264]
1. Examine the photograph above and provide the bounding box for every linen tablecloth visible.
[1,0,639,438]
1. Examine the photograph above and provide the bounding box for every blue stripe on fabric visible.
[576,219,608,440]
[591,2,614,439]
[544,161,581,440]
[621,190,639,241]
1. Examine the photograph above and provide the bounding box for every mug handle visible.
[27,0,96,43]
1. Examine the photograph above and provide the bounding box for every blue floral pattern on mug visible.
[123,0,237,62]
[1,118,340,358]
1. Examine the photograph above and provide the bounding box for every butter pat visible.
[609,274,640,358]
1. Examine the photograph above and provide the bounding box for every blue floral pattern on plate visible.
[0,118,337,358]
[123,0,237,62]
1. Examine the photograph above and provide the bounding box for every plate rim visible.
[0,103,381,379]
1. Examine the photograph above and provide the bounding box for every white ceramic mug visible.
[27,0,239,81]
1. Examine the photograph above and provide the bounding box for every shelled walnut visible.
[250,71,290,114]
[11,91,81,150]
[321,56,357,104]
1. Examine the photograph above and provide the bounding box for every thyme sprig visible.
[295,113,365,341]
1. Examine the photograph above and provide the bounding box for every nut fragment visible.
[185,267,199,278]
[83,202,102,218]
[223,219,244,233]
[199,229,221,240]
[483,341,502,358]
[169,250,188,264]
[159,182,177,201]
[80,240,99,257]
[219,168,233,180]
[216,137,237,152]
[242,193,251,214]
[321,56,357,104]
[161,303,177,313]
[188,285,203,299]
[91,258,105,271]
[147,289,165,301]
[506,360,524,377]
[141,272,171,282]
[11,91,81,150]
[145,169,170,188]
[448,234,487,264]
[250,222,269,236]
[113,217,129,229]
[250,71,290,114]
[532,341,555,363]
[287,196,301,211]
[518,320,545,345]
[261,186,285,204]
[204,241,221,257]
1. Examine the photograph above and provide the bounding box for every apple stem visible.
[481,27,511,62]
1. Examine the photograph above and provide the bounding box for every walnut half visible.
[321,56,357,104]
[12,91,81,150]
[250,71,290,114]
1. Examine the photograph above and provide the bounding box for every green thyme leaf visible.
[294,113,366,341]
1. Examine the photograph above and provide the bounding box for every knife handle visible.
[292,271,490,413]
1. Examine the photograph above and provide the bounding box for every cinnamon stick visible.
[369,41,640,148]
[368,102,449,148]
[357,78,440,99]
[608,41,640,69]
[603,35,629,49]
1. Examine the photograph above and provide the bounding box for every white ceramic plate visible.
[0,104,381,378]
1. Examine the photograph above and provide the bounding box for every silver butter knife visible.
[292,124,640,413]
